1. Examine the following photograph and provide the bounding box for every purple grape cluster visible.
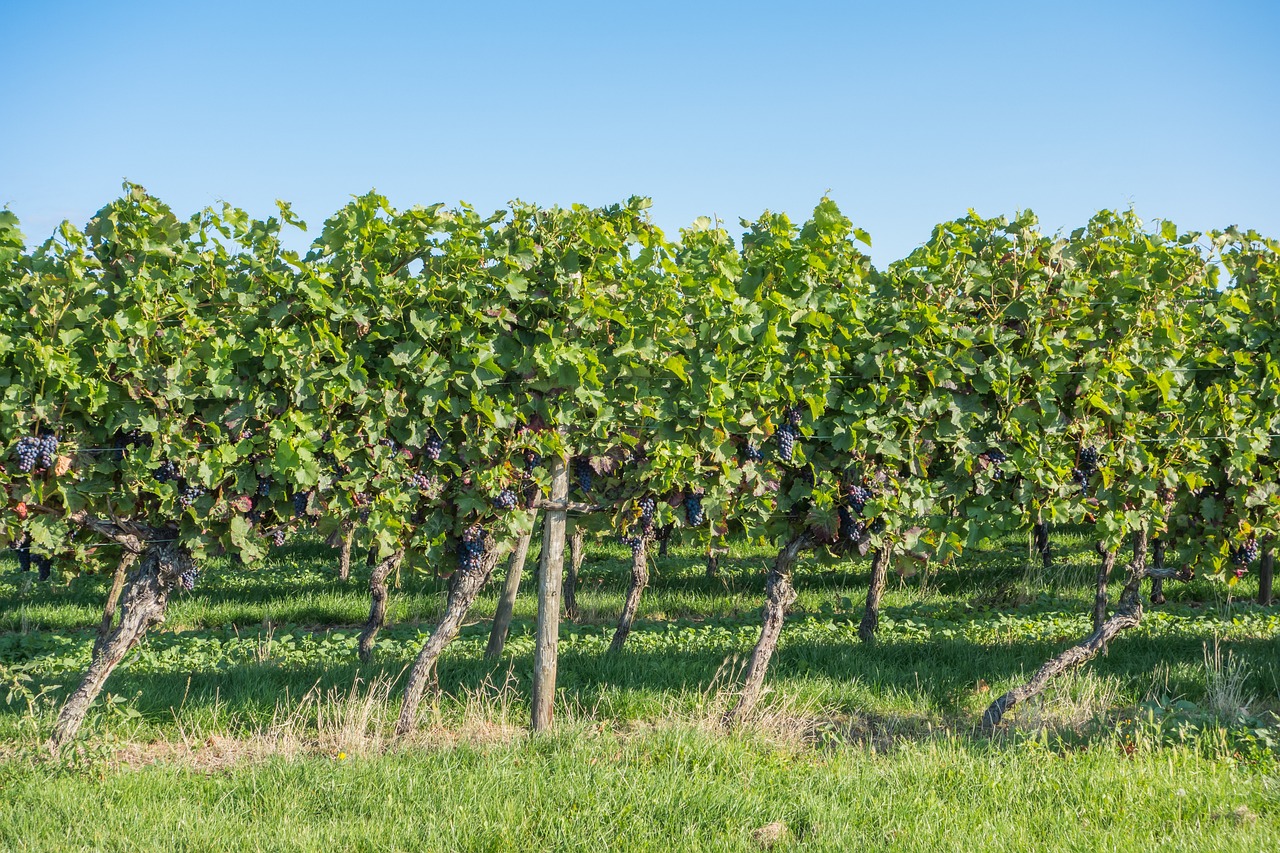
[684,492,705,526]
[837,505,866,542]
[13,434,58,473]
[112,429,150,458]
[458,524,488,573]
[424,432,444,461]
[257,476,273,497]
[785,406,803,427]
[638,496,656,536]
[37,435,58,469]
[573,458,593,493]
[178,566,200,591]
[292,491,310,518]
[847,484,872,514]
[1233,538,1259,566]
[979,448,1008,480]
[1071,445,1100,494]
[14,437,39,473]
[380,437,398,453]
[493,489,517,510]
[775,425,799,463]
[156,460,180,484]
[620,534,644,557]
[271,528,287,548]
[410,473,433,490]
[178,482,206,509]
[744,442,763,463]
[524,450,542,473]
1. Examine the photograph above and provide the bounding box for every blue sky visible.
[3,0,1277,264]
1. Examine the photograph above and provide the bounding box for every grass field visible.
[1,526,1279,851]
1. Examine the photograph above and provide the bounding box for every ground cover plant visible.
[2,528,1280,850]
[2,191,1280,848]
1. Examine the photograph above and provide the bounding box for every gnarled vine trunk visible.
[1092,540,1117,631]
[706,537,728,578]
[485,519,536,659]
[1259,548,1275,606]
[50,542,191,749]
[609,539,649,652]
[357,549,404,662]
[1149,537,1167,605]
[94,552,138,659]
[724,533,813,727]
[396,547,502,736]
[563,524,585,620]
[1033,519,1052,570]
[983,532,1148,732]
[858,544,893,643]
[337,521,355,582]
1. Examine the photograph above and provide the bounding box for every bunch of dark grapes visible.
[14,541,32,573]
[638,496,656,536]
[684,492,705,526]
[110,429,142,455]
[1232,538,1259,567]
[775,425,799,463]
[493,489,518,510]
[271,528,287,548]
[379,437,398,454]
[458,524,488,574]
[744,442,763,463]
[257,476,273,497]
[846,484,872,515]
[573,458,593,493]
[784,406,803,427]
[1071,445,1100,494]
[178,566,200,591]
[837,505,866,543]
[112,429,151,458]
[424,432,444,461]
[979,448,1008,480]
[178,482,206,509]
[14,437,39,473]
[156,460,180,484]
[36,435,59,470]
[410,473,433,490]
[620,534,645,557]
[292,491,311,518]
[524,450,542,474]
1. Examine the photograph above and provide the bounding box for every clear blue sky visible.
[3,0,1277,264]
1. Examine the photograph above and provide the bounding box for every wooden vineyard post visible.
[531,453,569,732]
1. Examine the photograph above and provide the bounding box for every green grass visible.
[1,729,1277,852]
[1,526,1279,849]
